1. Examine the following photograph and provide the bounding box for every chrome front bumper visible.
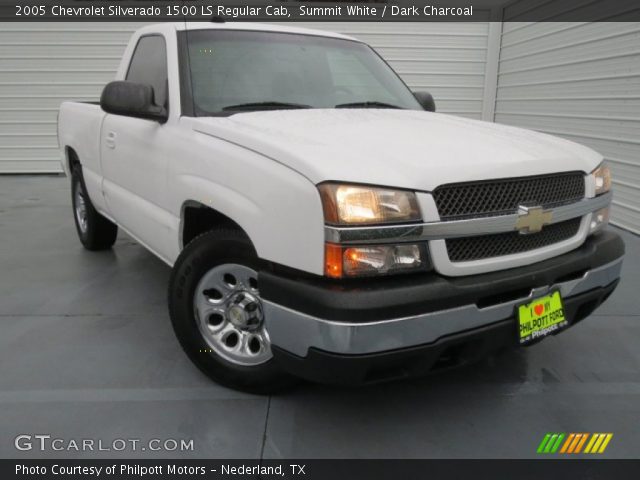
[263,257,622,358]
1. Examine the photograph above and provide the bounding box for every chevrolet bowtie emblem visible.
[516,206,553,234]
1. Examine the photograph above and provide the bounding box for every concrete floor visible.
[0,176,639,459]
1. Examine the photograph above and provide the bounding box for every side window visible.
[126,36,168,108]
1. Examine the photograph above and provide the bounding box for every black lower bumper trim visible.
[260,231,624,323]
[272,280,619,386]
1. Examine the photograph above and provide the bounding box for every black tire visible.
[168,228,296,394]
[71,166,118,250]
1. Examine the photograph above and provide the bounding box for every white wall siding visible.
[0,22,144,173]
[495,22,640,233]
[288,22,492,119]
[0,21,492,173]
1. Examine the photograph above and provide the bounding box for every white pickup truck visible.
[58,22,624,392]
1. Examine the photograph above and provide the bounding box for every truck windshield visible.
[182,29,422,115]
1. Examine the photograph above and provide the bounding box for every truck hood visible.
[189,109,602,190]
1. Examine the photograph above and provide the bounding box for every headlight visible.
[325,243,427,278]
[318,183,421,225]
[592,163,611,195]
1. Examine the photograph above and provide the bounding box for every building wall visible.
[0,21,492,173]
[494,22,640,233]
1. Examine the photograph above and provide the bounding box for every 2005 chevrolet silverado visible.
[58,22,624,392]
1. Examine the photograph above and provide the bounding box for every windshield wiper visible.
[335,101,403,109]
[222,101,312,112]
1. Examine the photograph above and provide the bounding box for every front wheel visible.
[168,229,295,393]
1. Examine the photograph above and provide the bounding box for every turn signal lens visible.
[592,163,611,195]
[325,243,426,278]
[324,243,343,279]
[318,183,420,225]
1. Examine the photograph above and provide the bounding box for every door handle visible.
[105,131,116,149]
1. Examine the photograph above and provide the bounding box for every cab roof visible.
[137,22,358,42]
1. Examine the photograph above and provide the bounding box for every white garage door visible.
[0,23,145,173]
[0,21,492,174]
[495,22,640,234]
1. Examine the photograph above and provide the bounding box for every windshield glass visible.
[182,29,422,114]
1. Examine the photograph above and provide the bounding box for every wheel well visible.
[66,146,80,173]
[181,203,250,249]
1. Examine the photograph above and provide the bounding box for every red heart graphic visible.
[534,304,544,316]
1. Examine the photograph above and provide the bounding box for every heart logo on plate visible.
[534,304,544,316]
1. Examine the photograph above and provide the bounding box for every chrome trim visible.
[324,192,612,245]
[429,215,592,277]
[263,258,622,357]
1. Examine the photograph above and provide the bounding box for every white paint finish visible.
[57,23,606,276]
[495,21,640,233]
[0,20,492,172]
[191,109,602,189]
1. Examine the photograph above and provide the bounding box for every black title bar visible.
[4,459,640,480]
[1,0,639,22]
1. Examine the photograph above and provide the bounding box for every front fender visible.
[168,132,325,275]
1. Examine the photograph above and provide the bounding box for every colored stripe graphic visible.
[550,433,565,453]
[574,433,588,453]
[539,433,613,454]
[598,434,613,453]
[567,434,582,453]
[560,433,575,453]
[584,434,598,453]
[537,434,552,453]
[585,433,614,454]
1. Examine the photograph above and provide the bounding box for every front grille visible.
[433,172,585,220]
[445,218,582,262]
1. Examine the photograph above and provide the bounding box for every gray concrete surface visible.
[0,176,638,459]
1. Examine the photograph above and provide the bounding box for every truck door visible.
[100,34,173,261]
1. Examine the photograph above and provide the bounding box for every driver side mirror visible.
[100,81,168,123]
[413,91,436,112]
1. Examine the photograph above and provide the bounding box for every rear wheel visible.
[71,166,118,250]
[168,228,295,393]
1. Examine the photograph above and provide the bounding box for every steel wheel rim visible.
[193,263,272,366]
[74,184,88,234]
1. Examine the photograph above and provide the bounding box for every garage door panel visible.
[0,147,61,160]
[0,84,105,97]
[1,71,116,84]
[497,75,640,98]
[0,57,121,70]
[0,97,94,109]
[0,109,59,123]
[0,44,126,58]
[501,22,640,56]
[500,30,640,73]
[0,160,62,172]
[494,114,640,139]
[375,47,487,62]
[495,99,640,118]
[498,54,640,82]
[0,123,57,135]
[0,134,57,148]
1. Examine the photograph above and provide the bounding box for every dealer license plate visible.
[517,291,568,345]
